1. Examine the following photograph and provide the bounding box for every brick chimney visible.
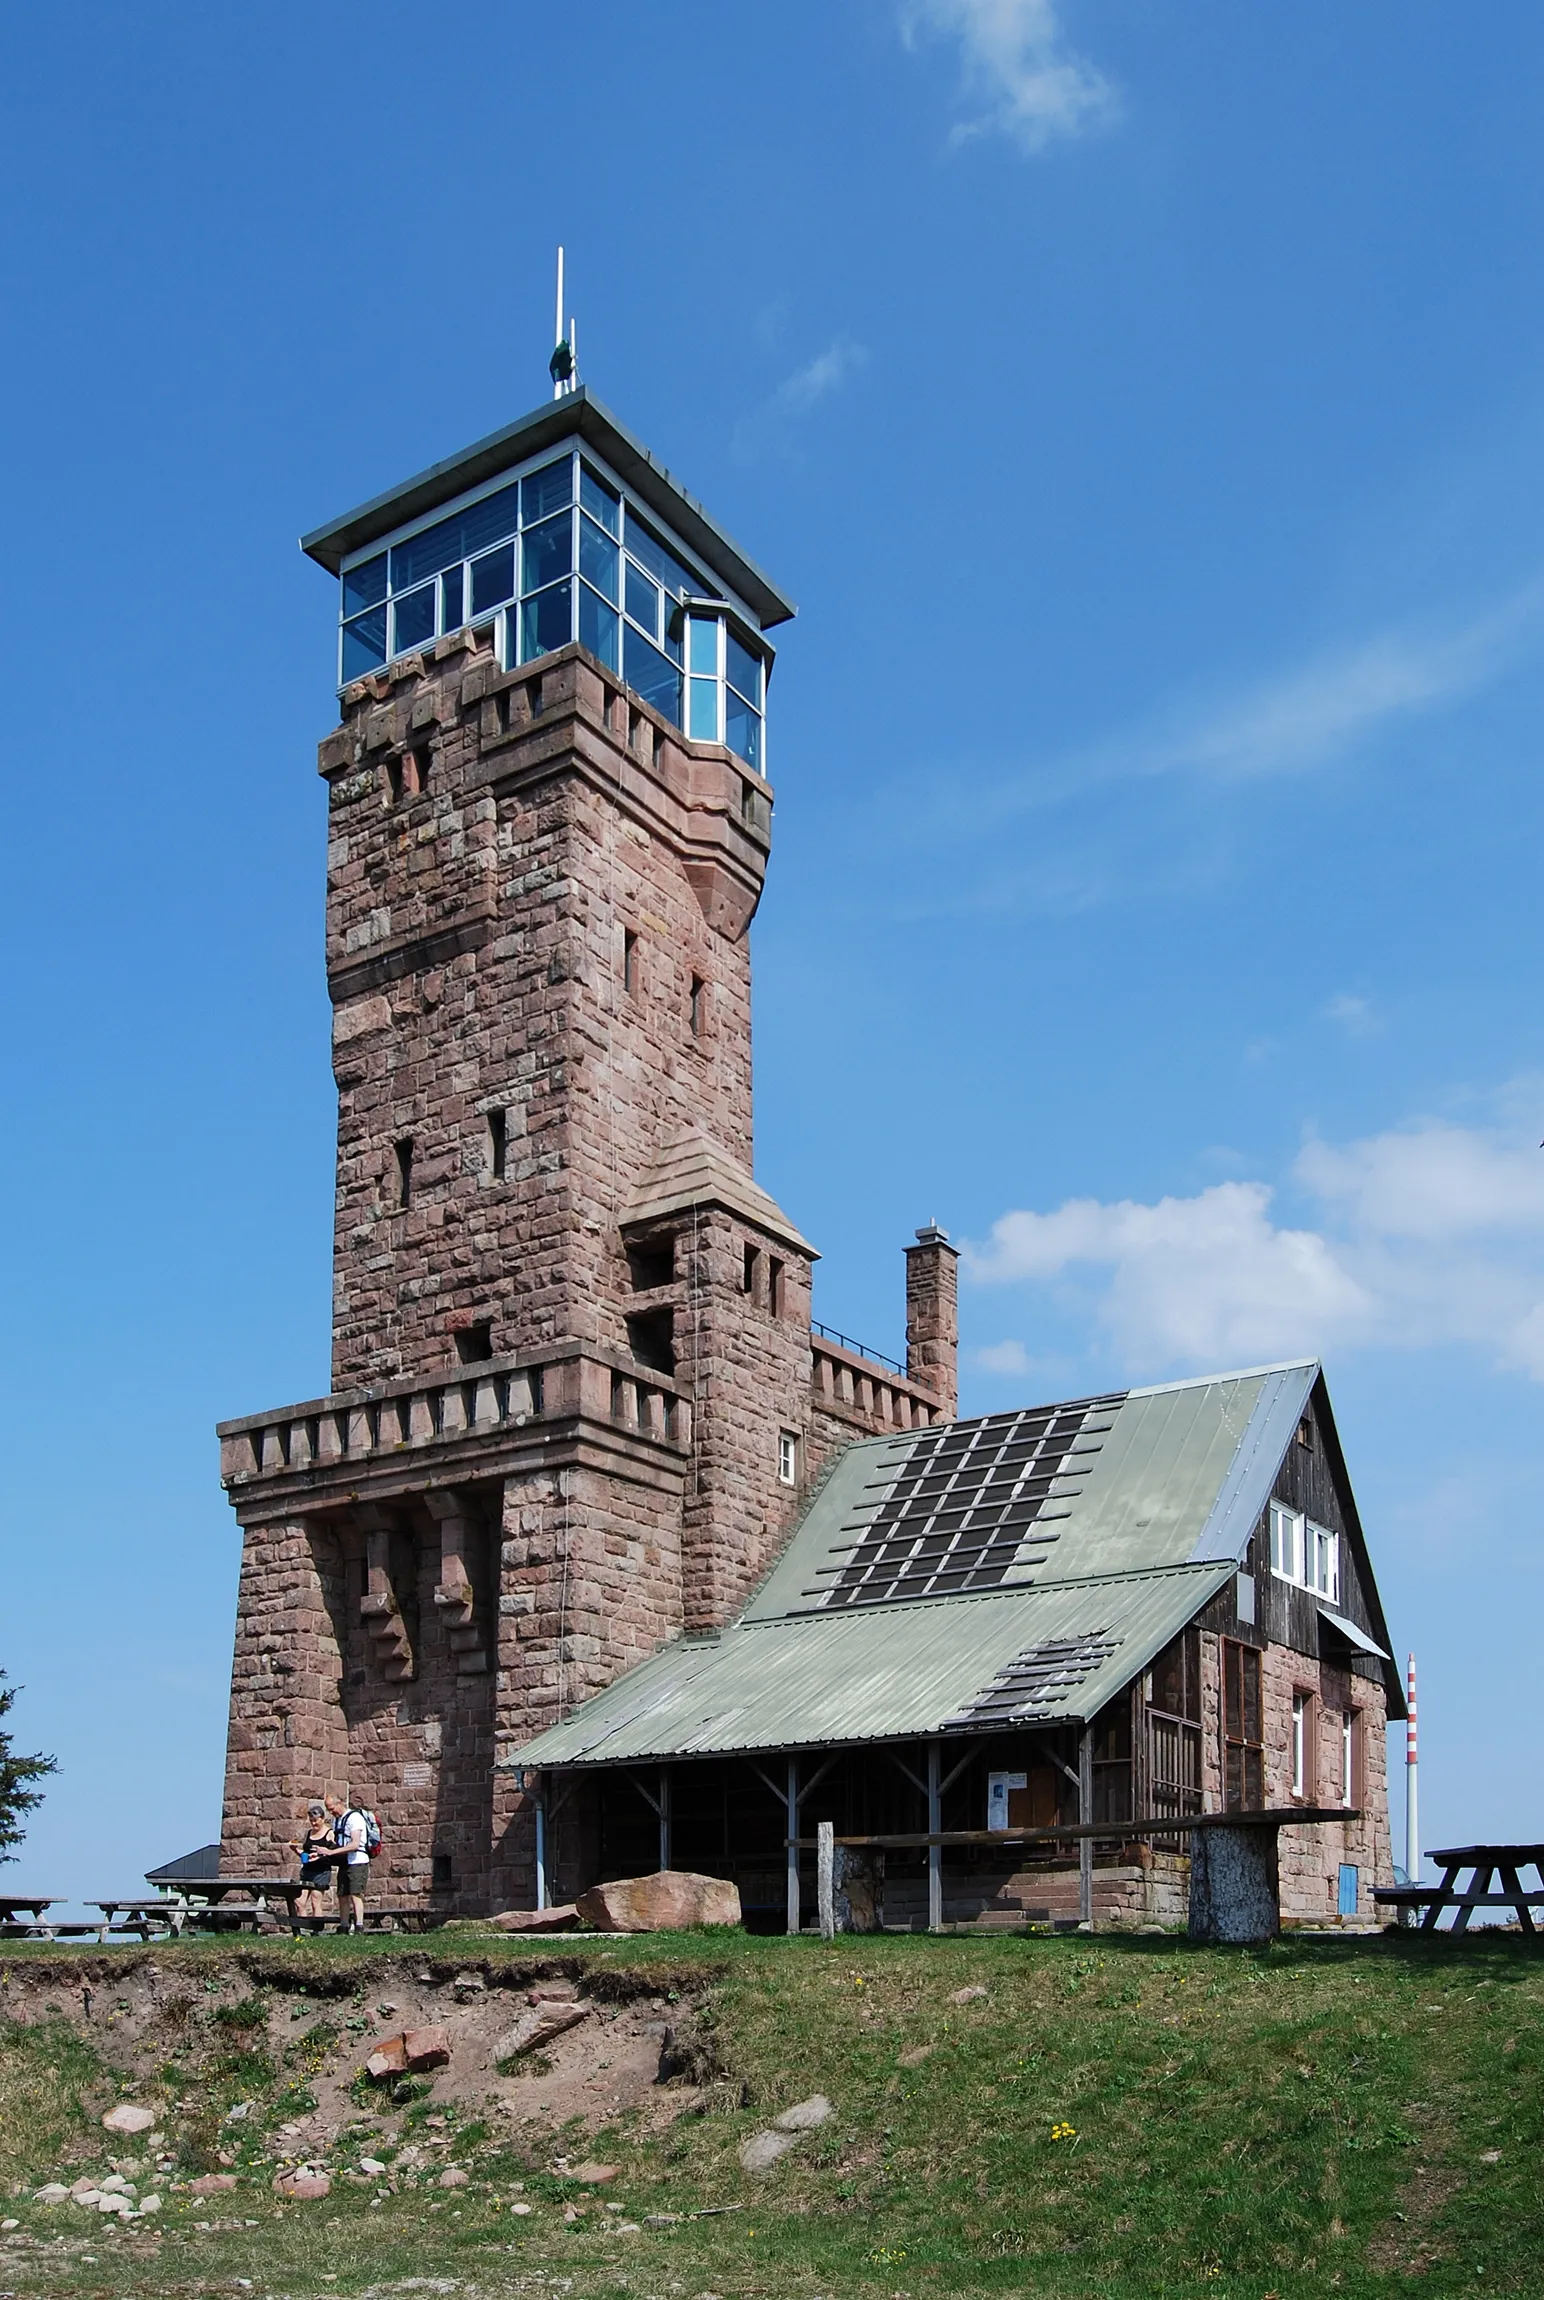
[905,1224,959,1418]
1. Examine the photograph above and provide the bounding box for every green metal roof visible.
[508,1362,1325,1773]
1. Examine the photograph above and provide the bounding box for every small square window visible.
[778,1430,799,1486]
[455,1322,493,1365]
[487,1107,507,1181]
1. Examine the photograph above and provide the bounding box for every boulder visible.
[489,1903,580,1932]
[773,2094,833,2132]
[188,2174,238,2196]
[404,2024,452,2072]
[364,2035,408,2081]
[365,2024,451,2080]
[574,1870,742,1933]
[438,2166,469,2189]
[102,2103,157,2136]
[272,2168,331,2200]
[31,2185,70,2205]
[528,1980,580,2003]
[495,1999,591,2063]
[567,2160,618,2185]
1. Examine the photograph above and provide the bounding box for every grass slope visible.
[1,1928,1541,2298]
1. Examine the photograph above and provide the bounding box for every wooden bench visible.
[1375,1844,1544,1933]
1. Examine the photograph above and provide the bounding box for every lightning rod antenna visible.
[550,248,575,399]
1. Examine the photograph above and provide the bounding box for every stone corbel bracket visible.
[426,1488,487,1675]
[356,1504,415,1681]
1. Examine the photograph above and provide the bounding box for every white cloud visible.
[732,337,868,461]
[966,1110,1544,1381]
[1093,584,1544,791]
[975,1338,1033,1374]
[903,0,1117,151]
[1324,992,1377,1037]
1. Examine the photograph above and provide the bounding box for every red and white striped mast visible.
[1405,1652,1420,1883]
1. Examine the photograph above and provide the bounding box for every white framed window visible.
[336,442,771,773]
[1291,1690,1312,1798]
[1269,1501,1339,1603]
[1341,1709,1357,1806]
[1308,1520,1340,1603]
[778,1429,799,1486]
[1269,1501,1303,1582]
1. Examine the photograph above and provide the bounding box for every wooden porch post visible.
[927,1740,943,1932]
[658,1767,672,1873]
[534,1776,547,1913]
[786,1757,801,1936]
[1078,1726,1094,1924]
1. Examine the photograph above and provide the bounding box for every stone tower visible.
[216,387,956,1913]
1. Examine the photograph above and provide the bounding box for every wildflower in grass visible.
[1050,2120,1077,2142]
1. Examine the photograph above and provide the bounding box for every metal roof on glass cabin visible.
[300,385,796,634]
[505,1358,1400,1774]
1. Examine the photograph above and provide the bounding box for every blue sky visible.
[3,1,1542,1902]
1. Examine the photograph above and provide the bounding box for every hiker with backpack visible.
[324,1792,381,1933]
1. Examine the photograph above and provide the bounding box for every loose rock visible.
[272,2169,332,2201]
[438,2166,469,2189]
[576,1869,741,1932]
[489,1903,580,1932]
[188,2174,238,2196]
[898,2044,933,2066]
[949,1985,989,2005]
[568,2160,619,2185]
[773,2094,833,2132]
[495,1999,591,2061]
[739,2128,800,2172]
[31,2185,70,2205]
[103,2104,157,2136]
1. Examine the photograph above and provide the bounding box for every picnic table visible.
[1375,1844,1544,1933]
[162,1877,309,1933]
[0,1895,54,1924]
[91,1897,187,1941]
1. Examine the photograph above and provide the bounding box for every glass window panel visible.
[624,510,701,601]
[663,605,683,666]
[578,515,619,602]
[391,583,435,654]
[522,510,574,595]
[389,482,520,591]
[688,616,720,675]
[688,676,718,741]
[440,564,464,632]
[342,555,387,616]
[341,606,388,679]
[625,560,660,638]
[522,456,573,525]
[726,628,762,706]
[470,543,516,618]
[520,579,573,661]
[580,462,620,535]
[725,690,762,772]
[578,582,620,672]
[623,625,682,726]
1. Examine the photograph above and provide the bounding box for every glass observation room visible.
[305,393,794,779]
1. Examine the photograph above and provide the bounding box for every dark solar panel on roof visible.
[812,1394,1127,1609]
[944,1632,1121,1727]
